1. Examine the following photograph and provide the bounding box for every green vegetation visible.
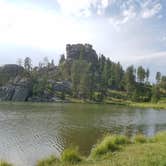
[1,44,166,106]
[21,50,166,104]
[35,131,166,166]
[61,147,82,164]
[36,155,59,166]
[90,134,129,158]
[0,161,12,166]
[1,132,166,166]
[133,134,147,143]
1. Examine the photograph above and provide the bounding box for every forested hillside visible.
[0,44,165,103]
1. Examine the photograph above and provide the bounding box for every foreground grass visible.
[1,132,166,166]
[0,161,13,166]
[36,131,166,166]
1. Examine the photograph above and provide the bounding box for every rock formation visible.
[0,65,32,102]
[66,44,98,63]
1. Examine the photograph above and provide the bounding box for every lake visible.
[0,103,166,166]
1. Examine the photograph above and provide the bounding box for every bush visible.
[61,147,82,164]
[90,135,121,158]
[154,131,166,143]
[133,134,147,143]
[0,161,13,166]
[111,135,130,145]
[36,155,59,166]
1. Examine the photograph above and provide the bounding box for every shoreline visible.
[0,99,165,109]
[1,131,166,166]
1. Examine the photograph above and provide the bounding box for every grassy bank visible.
[105,99,166,109]
[35,131,166,166]
[1,132,166,166]
[0,97,166,110]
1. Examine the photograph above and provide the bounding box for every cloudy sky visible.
[0,0,166,73]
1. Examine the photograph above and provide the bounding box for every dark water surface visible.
[0,103,166,166]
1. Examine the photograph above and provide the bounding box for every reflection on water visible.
[0,103,165,166]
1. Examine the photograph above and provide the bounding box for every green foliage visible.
[36,155,59,166]
[0,161,13,166]
[91,135,119,158]
[110,135,130,145]
[160,76,166,90]
[137,66,146,83]
[61,147,82,164]
[131,83,152,102]
[92,92,104,102]
[151,85,160,103]
[71,59,93,99]
[1,44,166,103]
[133,134,147,143]
[90,134,128,158]
[154,131,166,143]
[124,65,136,93]
[32,77,52,97]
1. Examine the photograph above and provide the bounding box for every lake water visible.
[0,103,166,166]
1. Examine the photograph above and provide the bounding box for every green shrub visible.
[133,134,147,143]
[0,161,13,166]
[154,131,166,143]
[36,155,59,166]
[111,135,130,145]
[90,135,120,158]
[159,159,166,166]
[61,147,82,164]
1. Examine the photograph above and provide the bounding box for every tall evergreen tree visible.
[137,66,146,83]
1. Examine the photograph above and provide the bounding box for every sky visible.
[0,0,166,75]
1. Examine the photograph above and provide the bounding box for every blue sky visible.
[0,0,166,74]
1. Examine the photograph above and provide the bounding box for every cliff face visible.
[66,44,98,63]
[0,64,71,102]
[0,65,32,102]
[0,64,24,85]
[0,44,99,102]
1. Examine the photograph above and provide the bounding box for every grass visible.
[128,102,166,109]
[1,132,166,166]
[133,134,147,143]
[0,161,12,166]
[61,147,82,164]
[35,131,166,166]
[90,134,129,158]
[36,155,59,166]
[154,131,166,142]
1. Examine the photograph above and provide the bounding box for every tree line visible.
[16,53,166,103]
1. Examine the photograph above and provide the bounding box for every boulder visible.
[0,85,15,101]
[53,81,71,93]
[12,78,32,101]
[0,78,32,102]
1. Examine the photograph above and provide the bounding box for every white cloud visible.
[57,0,110,17]
[109,5,136,31]
[141,1,162,18]
[0,1,93,51]
[57,0,97,17]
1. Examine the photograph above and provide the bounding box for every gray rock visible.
[12,78,32,101]
[53,81,71,93]
[0,85,15,101]
[66,44,98,63]
[0,78,32,102]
